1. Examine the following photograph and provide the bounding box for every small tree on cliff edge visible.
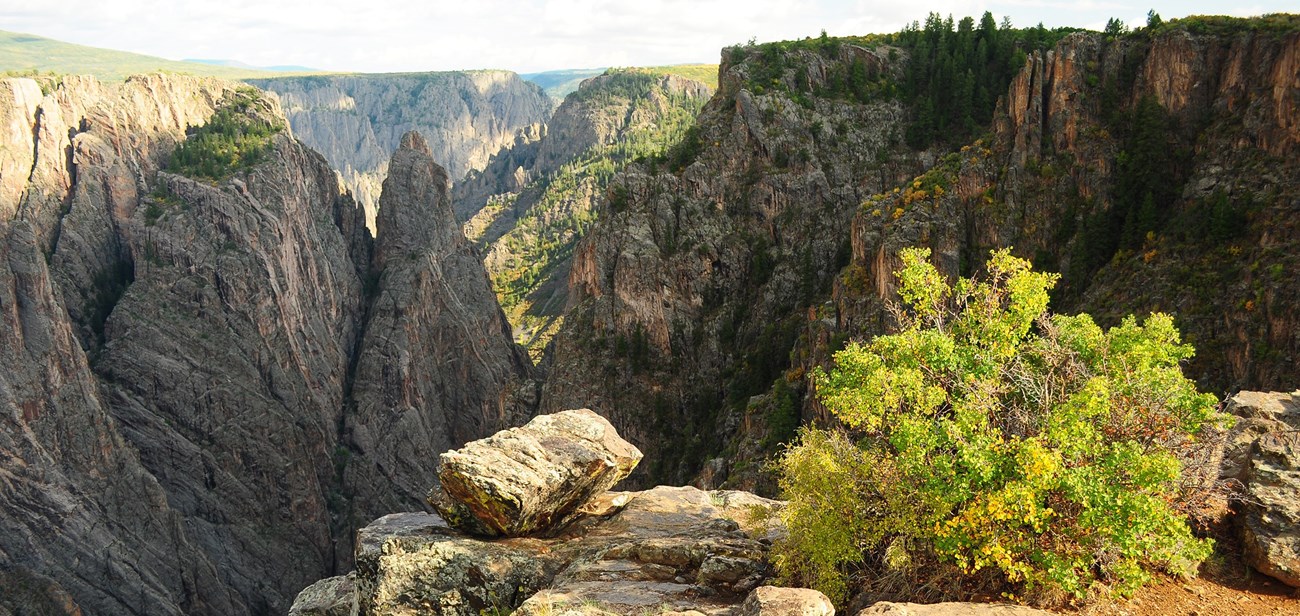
[774,247,1224,605]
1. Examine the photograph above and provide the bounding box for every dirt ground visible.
[1082,554,1297,616]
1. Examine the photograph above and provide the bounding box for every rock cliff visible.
[0,74,248,615]
[456,69,712,356]
[840,22,1300,396]
[0,74,532,614]
[544,18,1300,492]
[541,44,922,486]
[247,72,553,230]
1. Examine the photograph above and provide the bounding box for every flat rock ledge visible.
[353,485,787,615]
[289,408,1096,615]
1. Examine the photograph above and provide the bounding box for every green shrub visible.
[776,247,1222,605]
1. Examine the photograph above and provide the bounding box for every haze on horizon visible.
[3,0,1292,74]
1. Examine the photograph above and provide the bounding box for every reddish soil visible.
[1083,556,1297,616]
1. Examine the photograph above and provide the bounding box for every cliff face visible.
[843,26,1300,397]
[247,72,553,230]
[0,74,248,615]
[456,70,712,356]
[97,133,370,611]
[541,46,923,485]
[0,74,532,614]
[541,20,1300,493]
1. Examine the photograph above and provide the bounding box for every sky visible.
[1,0,1293,74]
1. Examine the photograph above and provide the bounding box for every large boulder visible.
[1242,431,1300,587]
[430,408,642,536]
[736,586,835,615]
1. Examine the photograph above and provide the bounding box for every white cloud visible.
[0,0,1294,73]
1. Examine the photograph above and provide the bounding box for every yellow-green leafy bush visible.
[775,247,1223,604]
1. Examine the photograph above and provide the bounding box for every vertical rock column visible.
[344,131,536,516]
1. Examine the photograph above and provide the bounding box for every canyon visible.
[0,14,1298,615]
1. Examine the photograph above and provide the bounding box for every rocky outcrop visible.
[288,574,355,616]
[343,131,536,517]
[844,25,1300,398]
[247,72,553,229]
[342,485,781,616]
[293,412,787,615]
[0,74,259,616]
[0,217,238,615]
[0,74,244,348]
[1223,391,1300,587]
[1220,390,1300,484]
[431,409,642,536]
[353,512,558,615]
[737,586,835,615]
[96,130,370,611]
[1242,431,1300,587]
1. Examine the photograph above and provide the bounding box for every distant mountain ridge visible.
[522,68,607,100]
[184,58,320,72]
[0,30,324,80]
[246,71,554,231]
[524,64,717,101]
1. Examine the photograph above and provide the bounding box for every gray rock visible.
[0,75,251,616]
[856,602,1053,615]
[98,128,369,611]
[1220,391,1300,483]
[3,74,536,615]
[737,586,835,616]
[338,485,779,616]
[455,71,714,360]
[288,574,355,616]
[431,408,642,536]
[539,45,919,488]
[352,513,557,616]
[1242,431,1300,587]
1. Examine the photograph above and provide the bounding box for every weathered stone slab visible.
[430,408,642,536]
[287,574,354,616]
[737,586,835,615]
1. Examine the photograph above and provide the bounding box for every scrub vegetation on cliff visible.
[167,87,284,180]
[777,249,1224,606]
[734,13,1081,148]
